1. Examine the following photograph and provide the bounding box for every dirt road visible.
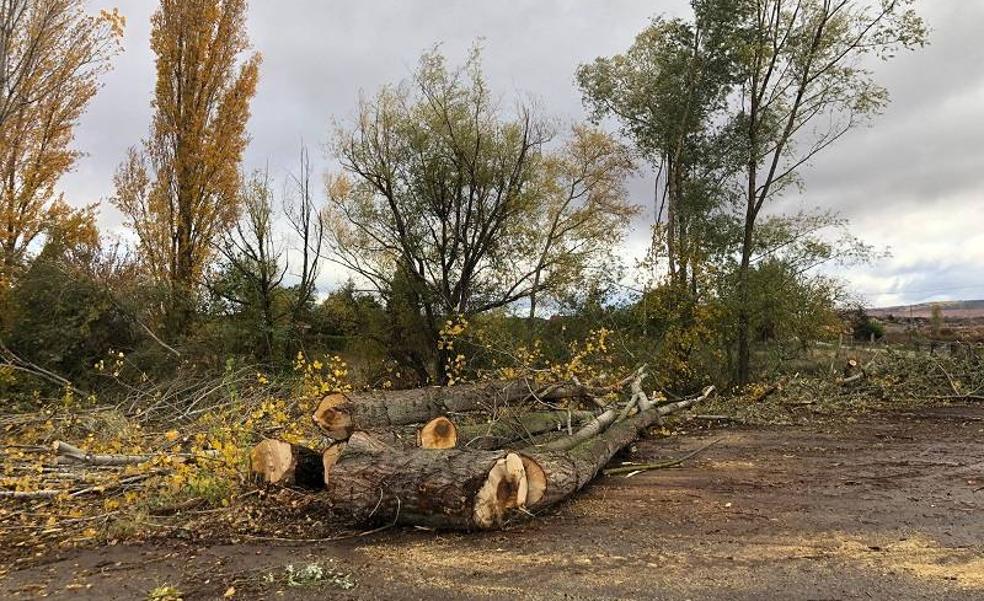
[4,404,983,600]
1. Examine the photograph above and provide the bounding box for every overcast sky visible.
[63,1,984,307]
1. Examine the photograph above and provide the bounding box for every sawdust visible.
[837,535,984,589]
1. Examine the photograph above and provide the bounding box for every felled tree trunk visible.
[521,388,715,511]
[249,439,324,489]
[311,378,620,440]
[458,410,596,450]
[312,380,533,440]
[323,432,529,529]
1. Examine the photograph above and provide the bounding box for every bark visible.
[736,209,755,388]
[312,377,634,440]
[312,380,535,440]
[323,432,529,530]
[249,439,324,489]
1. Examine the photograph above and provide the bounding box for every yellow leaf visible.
[224,586,236,598]
[164,430,180,442]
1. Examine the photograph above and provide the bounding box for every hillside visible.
[868,299,984,319]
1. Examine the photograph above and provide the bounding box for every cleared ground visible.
[4,404,983,600]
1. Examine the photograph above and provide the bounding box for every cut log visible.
[311,378,626,440]
[249,439,324,489]
[459,410,597,450]
[322,443,346,486]
[418,416,458,449]
[312,381,535,440]
[323,432,529,529]
[312,393,351,439]
[521,386,715,511]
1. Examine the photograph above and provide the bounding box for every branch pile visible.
[252,371,714,530]
[0,441,219,500]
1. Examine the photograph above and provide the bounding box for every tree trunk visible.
[311,380,535,440]
[321,388,712,529]
[249,439,324,489]
[736,202,756,387]
[323,432,529,529]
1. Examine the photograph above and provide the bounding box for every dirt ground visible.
[4,404,983,600]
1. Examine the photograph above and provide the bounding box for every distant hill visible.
[868,299,984,319]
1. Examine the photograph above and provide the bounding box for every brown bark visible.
[311,378,627,440]
[323,432,529,529]
[311,380,533,440]
[249,439,324,489]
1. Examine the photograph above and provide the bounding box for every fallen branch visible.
[0,471,162,500]
[603,438,724,476]
[458,410,596,450]
[53,440,218,466]
[520,386,715,512]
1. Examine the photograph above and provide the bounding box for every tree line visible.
[0,0,926,403]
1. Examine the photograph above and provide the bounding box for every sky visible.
[63,0,984,308]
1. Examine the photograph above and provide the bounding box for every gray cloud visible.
[63,0,981,306]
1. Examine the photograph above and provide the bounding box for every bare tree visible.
[283,144,324,331]
[216,170,286,363]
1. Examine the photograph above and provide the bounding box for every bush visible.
[850,309,884,341]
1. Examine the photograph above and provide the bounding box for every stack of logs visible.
[250,370,714,530]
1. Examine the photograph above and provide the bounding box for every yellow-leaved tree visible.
[0,0,124,285]
[112,0,260,333]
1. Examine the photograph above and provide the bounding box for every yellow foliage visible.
[111,0,260,292]
[0,0,123,283]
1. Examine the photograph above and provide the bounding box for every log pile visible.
[251,370,714,531]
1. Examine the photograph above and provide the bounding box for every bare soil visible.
[4,404,983,600]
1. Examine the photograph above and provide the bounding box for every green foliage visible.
[850,308,885,342]
[326,46,636,374]
[1,238,135,389]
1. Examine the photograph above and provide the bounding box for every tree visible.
[3,226,135,386]
[214,170,285,363]
[326,48,636,378]
[282,144,325,351]
[112,0,260,334]
[577,2,740,291]
[730,0,926,385]
[930,303,942,338]
[523,125,636,322]
[0,0,123,284]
